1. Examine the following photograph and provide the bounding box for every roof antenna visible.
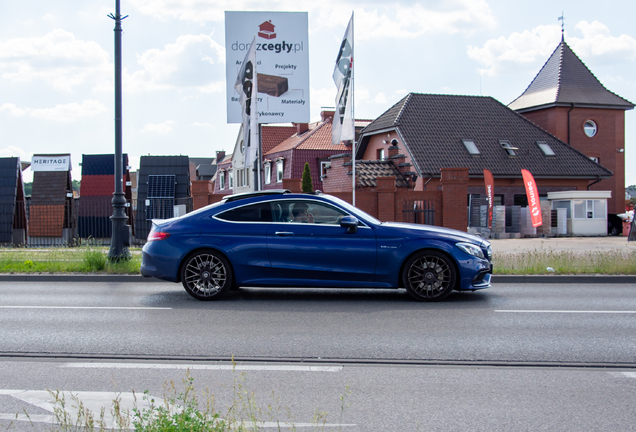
[558,12,565,41]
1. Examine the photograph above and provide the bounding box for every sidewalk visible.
[489,236,636,254]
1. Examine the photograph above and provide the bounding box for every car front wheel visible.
[402,250,456,302]
[181,250,233,301]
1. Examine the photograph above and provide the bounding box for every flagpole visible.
[257,124,262,191]
[351,11,356,207]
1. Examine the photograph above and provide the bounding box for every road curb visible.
[0,274,162,283]
[0,274,634,284]
[492,275,636,284]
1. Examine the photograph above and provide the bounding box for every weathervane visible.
[558,13,565,41]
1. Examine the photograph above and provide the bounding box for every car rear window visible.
[216,202,273,222]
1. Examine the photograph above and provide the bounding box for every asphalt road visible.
[1,281,635,365]
[1,281,636,431]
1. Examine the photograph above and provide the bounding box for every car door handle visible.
[275,231,294,236]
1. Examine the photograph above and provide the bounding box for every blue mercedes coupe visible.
[141,190,492,301]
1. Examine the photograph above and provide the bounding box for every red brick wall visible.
[191,180,214,210]
[520,106,626,214]
[440,168,469,231]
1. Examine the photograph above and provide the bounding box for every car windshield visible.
[325,195,382,225]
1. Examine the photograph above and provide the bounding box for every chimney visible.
[294,123,309,135]
[321,110,335,121]
[215,150,226,163]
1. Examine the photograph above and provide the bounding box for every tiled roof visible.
[261,125,297,153]
[509,41,634,111]
[31,171,72,204]
[356,160,410,188]
[359,93,613,179]
[79,175,115,197]
[137,156,190,200]
[81,154,129,176]
[265,118,349,155]
[0,157,23,242]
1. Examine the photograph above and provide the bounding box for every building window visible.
[536,141,556,156]
[590,156,599,163]
[499,140,517,156]
[276,160,284,183]
[584,120,598,138]
[552,200,571,219]
[264,163,271,185]
[320,161,330,181]
[573,199,605,219]
[377,149,386,160]
[219,171,225,190]
[462,139,480,155]
[229,169,234,188]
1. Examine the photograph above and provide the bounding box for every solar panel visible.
[146,175,175,219]
[147,175,175,198]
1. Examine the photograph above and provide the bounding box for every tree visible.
[301,162,313,193]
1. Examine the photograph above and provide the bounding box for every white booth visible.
[548,190,611,236]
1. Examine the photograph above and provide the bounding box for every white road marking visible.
[621,372,636,378]
[63,362,343,372]
[495,310,636,314]
[0,306,171,310]
[0,389,355,429]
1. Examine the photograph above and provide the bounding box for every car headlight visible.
[456,242,485,259]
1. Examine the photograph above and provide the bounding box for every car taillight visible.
[147,231,170,242]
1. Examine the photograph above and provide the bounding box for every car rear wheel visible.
[181,250,233,301]
[402,250,456,302]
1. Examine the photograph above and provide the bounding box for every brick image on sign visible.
[257,73,288,97]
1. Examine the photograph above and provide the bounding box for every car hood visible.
[381,222,488,246]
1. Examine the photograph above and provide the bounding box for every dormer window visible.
[536,141,555,157]
[462,139,480,155]
[499,140,517,156]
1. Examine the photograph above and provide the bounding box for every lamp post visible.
[108,0,130,260]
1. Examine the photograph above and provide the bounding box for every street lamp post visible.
[108,0,130,260]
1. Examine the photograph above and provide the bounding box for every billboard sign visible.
[225,11,310,124]
[31,154,71,172]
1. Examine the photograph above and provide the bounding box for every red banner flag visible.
[483,169,494,229]
[521,169,542,227]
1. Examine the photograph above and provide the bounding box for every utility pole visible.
[108,0,130,260]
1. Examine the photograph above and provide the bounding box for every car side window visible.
[272,200,347,225]
[216,202,273,222]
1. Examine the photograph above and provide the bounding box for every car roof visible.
[222,189,292,203]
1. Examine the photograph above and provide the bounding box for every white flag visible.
[234,36,258,170]
[332,14,354,146]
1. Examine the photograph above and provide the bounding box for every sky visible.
[1,0,635,185]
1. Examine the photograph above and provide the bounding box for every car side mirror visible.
[340,216,358,234]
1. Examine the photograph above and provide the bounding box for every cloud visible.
[141,121,175,134]
[0,145,29,159]
[0,103,29,116]
[374,92,387,104]
[128,0,496,39]
[468,21,636,76]
[569,21,636,62]
[0,29,111,91]
[124,34,225,93]
[0,100,107,122]
[467,24,561,76]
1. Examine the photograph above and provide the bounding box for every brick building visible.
[508,38,634,215]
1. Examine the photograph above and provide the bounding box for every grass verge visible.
[1,245,635,276]
[0,247,141,274]
[493,248,636,275]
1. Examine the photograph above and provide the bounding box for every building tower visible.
[509,38,634,214]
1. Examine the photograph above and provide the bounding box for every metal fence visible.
[0,197,193,247]
[402,200,436,225]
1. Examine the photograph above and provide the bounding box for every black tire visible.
[402,250,456,302]
[181,250,233,301]
[610,225,620,236]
